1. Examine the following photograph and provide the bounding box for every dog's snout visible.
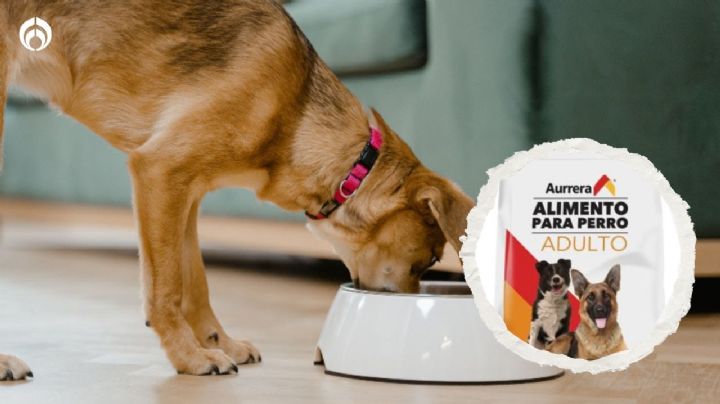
[551,275,562,284]
[593,304,608,317]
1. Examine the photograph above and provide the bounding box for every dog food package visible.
[495,154,664,351]
[463,139,695,372]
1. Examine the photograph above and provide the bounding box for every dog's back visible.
[1,0,320,156]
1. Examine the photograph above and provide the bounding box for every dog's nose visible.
[594,305,608,316]
[551,276,562,284]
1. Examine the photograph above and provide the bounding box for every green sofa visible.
[2,0,718,237]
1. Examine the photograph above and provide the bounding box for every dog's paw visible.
[175,348,238,376]
[217,339,261,365]
[0,354,33,381]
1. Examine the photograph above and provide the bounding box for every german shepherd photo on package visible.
[547,265,627,360]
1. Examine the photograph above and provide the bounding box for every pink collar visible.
[305,127,383,220]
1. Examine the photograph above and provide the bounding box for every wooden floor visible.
[0,221,719,402]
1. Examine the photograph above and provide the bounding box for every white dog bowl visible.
[315,281,563,383]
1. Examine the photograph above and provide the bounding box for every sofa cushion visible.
[286,0,427,75]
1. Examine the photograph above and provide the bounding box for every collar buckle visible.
[306,126,383,220]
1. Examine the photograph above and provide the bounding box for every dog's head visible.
[571,265,621,331]
[307,111,475,293]
[536,259,571,296]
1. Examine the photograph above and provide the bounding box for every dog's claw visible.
[2,369,12,381]
[24,371,33,379]
[200,364,220,376]
[214,364,241,376]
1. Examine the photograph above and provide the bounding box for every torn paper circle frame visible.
[460,138,695,374]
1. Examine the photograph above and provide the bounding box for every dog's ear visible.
[604,264,621,293]
[370,107,386,131]
[535,260,549,272]
[411,171,475,253]
[557,259,571,270]
[571,269,589,297]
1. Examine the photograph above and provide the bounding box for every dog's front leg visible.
[546,334,573,356]
[129,152,236,375]
[528,320,542,349]
[181,201,260,365]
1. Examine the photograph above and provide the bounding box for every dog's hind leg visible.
[0,26,7,170]
[129,150,237,376]
[0,16,33,384]
[181,200,261,365]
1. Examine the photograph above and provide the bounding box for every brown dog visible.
[547,265,627,360]
[0,1,474,378]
